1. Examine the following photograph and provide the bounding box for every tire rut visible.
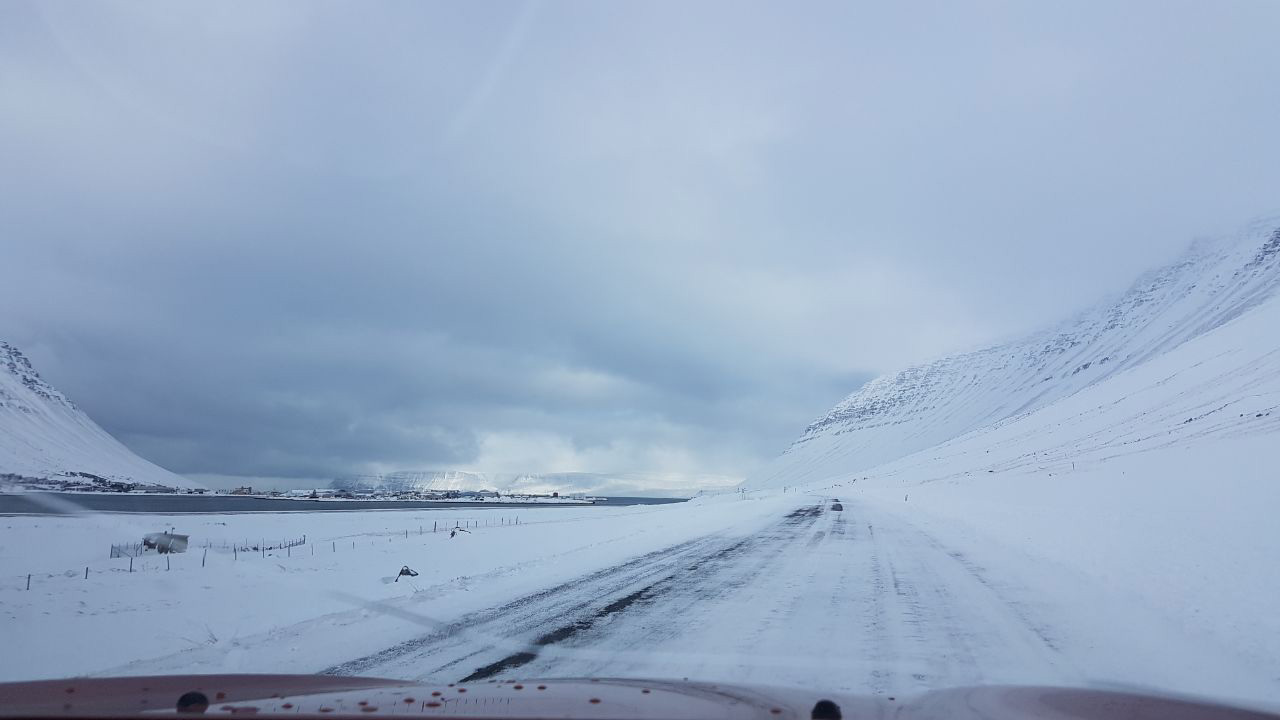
[323,506,823,681]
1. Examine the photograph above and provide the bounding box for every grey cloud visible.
[2,0,1279,485]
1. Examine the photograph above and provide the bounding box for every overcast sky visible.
[2,1,1279,489]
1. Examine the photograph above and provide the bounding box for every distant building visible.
[142,532,189,554]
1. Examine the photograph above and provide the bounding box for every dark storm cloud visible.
[2,1,1279,485]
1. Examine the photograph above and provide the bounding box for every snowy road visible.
[324,501,1079,697]
[11,494,1274,705]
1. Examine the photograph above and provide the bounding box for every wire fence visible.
[14,516,528,591]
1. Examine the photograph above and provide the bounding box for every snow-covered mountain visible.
[752,217,1280,488]
[333,470,731,497]
[0,342,196,490]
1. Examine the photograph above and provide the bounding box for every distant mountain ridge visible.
[0,341,196,489]
[333,470,731,497]
[751,217,1280,487]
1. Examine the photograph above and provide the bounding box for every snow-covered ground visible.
[716,221,1280,707]
[746,239,1280,705]
[0,498,788,683]
[3,487,1278,709]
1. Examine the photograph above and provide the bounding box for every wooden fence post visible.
[129,557,133,573]
[27,574,31,590]
[202,549,207,567]
[84,567,89,580]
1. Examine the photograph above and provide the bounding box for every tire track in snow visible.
[321,533,731,678]
[326,499,1075,697]
[486,500,1070,696]
[323,506,824,681]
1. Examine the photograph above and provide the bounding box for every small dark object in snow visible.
[449,527,471,539]
[395,565,419,582]
[831,503,843,511]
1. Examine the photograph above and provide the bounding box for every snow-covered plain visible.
[0,498,787,682]
[3,485,1278,709]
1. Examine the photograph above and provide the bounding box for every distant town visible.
[0,472,599,504]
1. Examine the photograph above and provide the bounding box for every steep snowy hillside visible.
[742,219,1280,692]
[796,273,1280,690]
[752,218,1280,487]
[0,342,196,490]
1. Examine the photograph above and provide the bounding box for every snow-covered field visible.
[3,484,1278,709]
[0,498,789,683]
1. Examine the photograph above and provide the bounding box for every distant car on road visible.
[831,503,843,511]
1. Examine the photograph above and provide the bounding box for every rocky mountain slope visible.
[0,342,195,490]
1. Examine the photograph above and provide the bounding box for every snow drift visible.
[0,341,196,489]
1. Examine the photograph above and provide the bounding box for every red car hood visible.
[0,674,1275,719]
